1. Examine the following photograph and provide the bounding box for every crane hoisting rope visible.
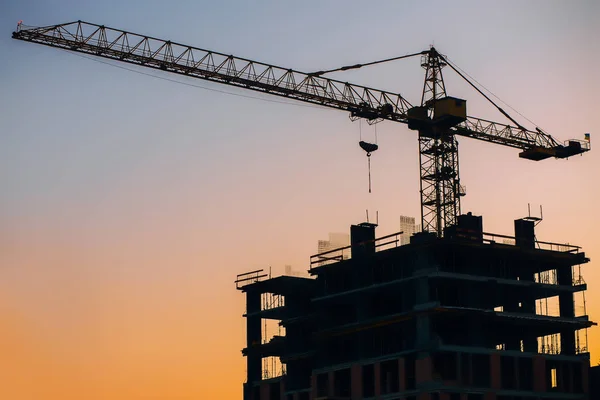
[359,122,379,193]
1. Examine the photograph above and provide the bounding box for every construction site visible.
[11,17,596,400]
[236,213,594,400]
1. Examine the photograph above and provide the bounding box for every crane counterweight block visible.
[519,139,590,161]
[349,102,395,121]
[407,106,429,130]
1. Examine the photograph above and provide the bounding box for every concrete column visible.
[503,287,521,351]
[416,354,432,385]
[415,274,432,348]
[310,374,317,400]
[557,265,576,355]
[466,353,473,386]
[398,357,406,391]
[416,315,431,348]
[247,291,262,383]
[532,355,546,392]
[513,219,536,352]
[243,383,252,400]
[515,356,521,390]
[566,362,574,393]
[350,364,362,400]
[260,382,270,400]
[328,371,335,397]
[514,218,535,249]
[374,362,381,397]
[561,330,576,356]
[582,360,589,395]
[457,352,463,385]
[490,353,501,390]
[521,273,538,352]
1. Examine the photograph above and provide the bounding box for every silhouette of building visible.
[316,232,350,266]
[284,265,307,278]
[317,232,350,254]
[590,365,600,398]
[236,213,595,400]
[399,215,421,246]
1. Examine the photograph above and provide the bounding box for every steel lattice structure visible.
[418,51,462,234]
[12,21,591,236]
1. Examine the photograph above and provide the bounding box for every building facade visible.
[399,215,421,246]
[317,232,351,266]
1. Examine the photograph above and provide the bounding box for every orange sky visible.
[1,1,599,399]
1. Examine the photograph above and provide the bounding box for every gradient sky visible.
[1,1,599,399]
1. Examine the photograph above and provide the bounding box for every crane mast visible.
[417,49,462,235]
[12,21,591,236]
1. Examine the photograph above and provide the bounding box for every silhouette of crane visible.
[12,21,591,236]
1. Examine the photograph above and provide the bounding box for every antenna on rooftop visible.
[524,203,543,227]
[366,209,369,223]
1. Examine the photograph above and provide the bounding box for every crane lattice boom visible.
[13,21,584,151]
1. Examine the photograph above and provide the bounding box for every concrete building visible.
[285,265,308,278]
[316,232,351,266]
[399,215,421,246]
[236,213,595,400]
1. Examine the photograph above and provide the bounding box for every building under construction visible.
[236,213,595,400]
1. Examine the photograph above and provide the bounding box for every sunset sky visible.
[1,1,599,398]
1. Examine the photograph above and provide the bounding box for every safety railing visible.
[482,232,580,253]
[309,231,403,269]
[235,269,268,289]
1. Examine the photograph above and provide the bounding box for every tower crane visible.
[12,21,590,237]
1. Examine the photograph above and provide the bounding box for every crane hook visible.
[359,140,379,155]
[359,141,378,193]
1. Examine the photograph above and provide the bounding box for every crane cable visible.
[359,119,362,141]
[441,57,526,130]
[308,47,541,133]
[62,49,324,110]
[358,120,379,193]
[443,56,547,133]
[359,119,371,193]
[368,154,372,193]
[444,56,542,130]
[368,124,379,194]
[308,51,424,77]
